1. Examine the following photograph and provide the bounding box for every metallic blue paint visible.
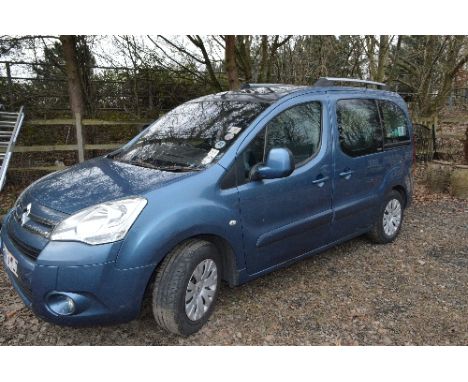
[253,148,295,180]
[0,85,413,326]
[25,158,190,214]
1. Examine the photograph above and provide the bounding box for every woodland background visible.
[1,35,467,119]
[0,35,467,177]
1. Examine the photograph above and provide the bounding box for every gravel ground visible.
[0,181,467,345]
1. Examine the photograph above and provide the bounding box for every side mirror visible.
[250,148,295,181]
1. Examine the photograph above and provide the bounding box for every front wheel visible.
[368,190,404,244]
[152,239,221,336]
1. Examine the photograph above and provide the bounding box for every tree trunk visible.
[388,35,402,85]
[417,36,439,116]
[59,35,85,116]
[225,35,240,90]
[258,35,269,82]
[60,35,86,162]
[375,35,390,82]
[266,36,280,82]
[317,36,329,77]
[464,126,468,165]
[236,35,252,82]
[5,62,14,107]
[365,35,377,79]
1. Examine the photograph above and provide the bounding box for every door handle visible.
[312,175,329,187]
[339,170,354,180]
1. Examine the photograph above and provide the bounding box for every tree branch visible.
[186,35,222,91]
[147,36,205,81]
[157,35,205,65]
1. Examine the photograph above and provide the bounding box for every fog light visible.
[47,294,76,316]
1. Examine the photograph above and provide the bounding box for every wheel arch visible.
[195,234,239,287]
[391,184,408,207]
[144,233,241,297]
[380,163,412,209]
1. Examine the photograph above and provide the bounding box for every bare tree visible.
[395,35,468,116]
[432,36,468,112]
[3,35,467,125]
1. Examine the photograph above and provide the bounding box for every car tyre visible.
[152,239,221,336]
[368,190,405,244]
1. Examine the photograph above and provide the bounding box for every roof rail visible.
[240,83,287,89]
[314,77,388,90]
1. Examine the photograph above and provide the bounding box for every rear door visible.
[330,97,385,240]
[236,95,333,274]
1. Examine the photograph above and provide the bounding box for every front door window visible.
[240,102,322,183]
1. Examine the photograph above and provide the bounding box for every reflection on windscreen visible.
[112,100,269,171]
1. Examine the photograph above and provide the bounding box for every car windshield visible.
[111,100,269,171]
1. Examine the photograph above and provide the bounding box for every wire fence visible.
[0,60,216,119]
[413,121,466,164]
[2,60,467,118]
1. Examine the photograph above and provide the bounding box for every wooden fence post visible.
[75,112,85,162]
[432,122,438,160]
[5,62,14,107]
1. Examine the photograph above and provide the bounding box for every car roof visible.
[189,84,402,104]
[188,85,307,104]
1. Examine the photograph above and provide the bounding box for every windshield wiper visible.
[155,165,201,172]
[115,158,200,172]
[114,159,159,169]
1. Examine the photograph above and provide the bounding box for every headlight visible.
[50,197,147,245]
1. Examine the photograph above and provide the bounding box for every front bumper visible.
[1,212,154,326]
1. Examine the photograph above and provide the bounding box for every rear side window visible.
[379,100,409,144]
[336,99,382,157]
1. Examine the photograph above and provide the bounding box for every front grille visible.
[7,224,41,260]
[6,195,68,261]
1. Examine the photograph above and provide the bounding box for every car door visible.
[330,96,385,240]
[236,96,333,275]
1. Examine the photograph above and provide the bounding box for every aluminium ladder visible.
[0,106,25,192]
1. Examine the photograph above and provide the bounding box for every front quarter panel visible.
[115,164,244,271]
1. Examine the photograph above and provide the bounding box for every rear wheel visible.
[152,239,221,336]
[368,190,404,244]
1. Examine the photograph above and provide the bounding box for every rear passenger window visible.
[336,99,382,157]
[379,101,409,144]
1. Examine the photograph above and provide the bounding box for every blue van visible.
[1,78,413,336]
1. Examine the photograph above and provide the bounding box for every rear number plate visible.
[3,244,18,278]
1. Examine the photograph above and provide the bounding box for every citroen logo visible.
[21,203,32,226]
